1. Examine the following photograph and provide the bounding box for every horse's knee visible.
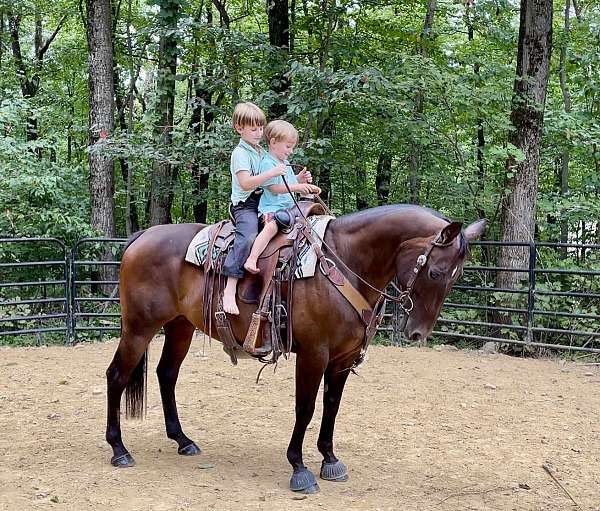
[295,402,316,422]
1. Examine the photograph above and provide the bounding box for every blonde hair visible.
[232,102,266,128]
[264,120,298,144]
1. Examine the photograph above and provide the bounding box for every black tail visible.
[125,349,147,419]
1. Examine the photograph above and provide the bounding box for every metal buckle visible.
[275,304,287,319]
[215,311,227,325]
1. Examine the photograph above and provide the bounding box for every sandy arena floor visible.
[0,338,599,511]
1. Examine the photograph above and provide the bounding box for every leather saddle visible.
[203,199,327,363]
[209,199,327,303]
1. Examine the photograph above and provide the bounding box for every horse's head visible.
[395,219,486,342]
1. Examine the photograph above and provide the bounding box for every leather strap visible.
[327,267,373,324]
[204,220,227,272]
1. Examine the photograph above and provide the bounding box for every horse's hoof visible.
[290,467,320,493]
[111,452,135,468]
[320,460,348,482]
[178,442,202,456]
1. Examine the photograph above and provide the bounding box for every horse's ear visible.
[439,222,463,245]
[464,219,487,242]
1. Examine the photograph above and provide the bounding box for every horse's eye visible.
[429,269,441,280]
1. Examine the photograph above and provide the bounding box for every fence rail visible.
[1,237,599,353]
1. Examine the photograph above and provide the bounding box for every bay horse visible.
[106,204,485,493]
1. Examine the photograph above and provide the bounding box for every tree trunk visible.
[558,0,571,255]
[212,0,239,103]
[497,0,553,289]
[375,151,392,205]
[465,4,486,220]
[355,146,368,210]
[114,74,140,234]
[86,0,115,238]
[148,0,179,226]
[267,0,290,118]
[9,12,65,147]
[315,113,333,205]
[110,0,141,235]
[0,12,4,70]
[190,4,214,224]
[408,0,436,204]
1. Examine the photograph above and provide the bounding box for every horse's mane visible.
[333,204,468,257]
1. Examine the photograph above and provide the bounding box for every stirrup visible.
[243,312,272,356]
[215,310,239,364]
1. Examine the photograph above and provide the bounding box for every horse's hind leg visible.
[106,325,157,467]
[157,316,201,456]
[316,365,351,482]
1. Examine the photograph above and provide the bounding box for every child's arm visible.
[237,163,286,191]
[267,183,321,195]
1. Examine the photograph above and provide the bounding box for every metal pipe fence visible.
[70,238,128,343]
[0,238,70,344]
[1,237,599,353]
[427,241,600,353]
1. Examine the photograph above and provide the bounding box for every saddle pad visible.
[184,224,215,268]
[184,215,335,279]
[294,215,334,278]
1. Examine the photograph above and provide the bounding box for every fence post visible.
[64,245,72,345]
[526,242,536,344]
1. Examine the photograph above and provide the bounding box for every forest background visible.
[0,0,599,257]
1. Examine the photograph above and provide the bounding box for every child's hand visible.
[270,163,287,178]
[296,168,312,184]
[295,184,321,195]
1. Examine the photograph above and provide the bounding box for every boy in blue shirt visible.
[222,103,286,315]
[244,120,321,274]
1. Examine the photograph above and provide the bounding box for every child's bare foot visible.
[244,260,260,274]
[222,292,239,315]
[223,277,240,315]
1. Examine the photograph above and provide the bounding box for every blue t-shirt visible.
[258,152,298,215]
[230,139,263,205]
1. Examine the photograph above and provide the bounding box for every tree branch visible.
[8,15,31,97]
[211,0,230,28]
[38,14,67,62]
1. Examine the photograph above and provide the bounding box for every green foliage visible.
[0,95,95,242]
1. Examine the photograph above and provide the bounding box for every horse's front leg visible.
[287,350,328,494]
[317,364,351,482]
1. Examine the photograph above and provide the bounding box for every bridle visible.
[394,233,458,332]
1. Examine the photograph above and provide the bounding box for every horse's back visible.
[122,223,206,266]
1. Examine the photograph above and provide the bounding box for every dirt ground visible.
[1,338,599,511]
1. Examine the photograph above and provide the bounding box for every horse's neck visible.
[329,209,441,302]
